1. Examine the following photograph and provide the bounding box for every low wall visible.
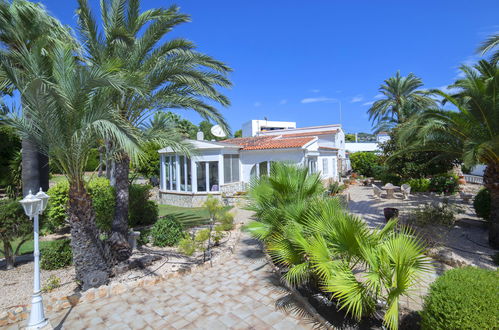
[159,182,248,207]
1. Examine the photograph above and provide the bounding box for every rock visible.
[82,288,96,302]
[110,283,127,295]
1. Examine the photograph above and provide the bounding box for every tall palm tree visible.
[76,0,232,259]
[477,33,499,64]
[0,0,75,195]
[1,39,141,289]
[368,72,436,133]
[398,60,499,248]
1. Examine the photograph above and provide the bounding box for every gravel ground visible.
[0,207,247,313]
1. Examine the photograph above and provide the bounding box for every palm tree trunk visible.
[68,181,110,290]
[108,152,131,261]
[484,163,499,249]
[21,138,49,196]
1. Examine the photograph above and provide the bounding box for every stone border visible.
[1,210,246,327]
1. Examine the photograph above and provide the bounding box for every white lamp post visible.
[20,188,50,329]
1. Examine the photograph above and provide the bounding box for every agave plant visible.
[245,164,432,329]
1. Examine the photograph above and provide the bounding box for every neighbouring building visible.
[158,122,347,207]
[241,119,296,137]
[344,132,391,153]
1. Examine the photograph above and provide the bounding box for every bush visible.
[150,215,184,247]
[137,229,151,246]
[41,239,73,270]
[46,181,70,232]
[473,188,491,220]
[403,178,430,192]
[84,148,101,172]
[46,178,115,233]
[0,199,32,269]
[420,267,499,329]
[87,178,115,232]
[218,211,234,231]
[349,152,379,177]
[408,199,456,227]
[129,184,158,228]
[429,174,459,194]
[194,228,210,252]
[178,237,196,256]
[42,275,61,292]
[373,165,401,185]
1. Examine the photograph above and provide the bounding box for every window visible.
[322,158,329,175]
[223,155,240,183]
[196,161,219,192]
[162,156,192,191]
[196,162,207,192]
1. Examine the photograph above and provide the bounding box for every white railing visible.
[464,174,483,184]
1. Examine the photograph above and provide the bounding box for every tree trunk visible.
[484,163,499,249]
[68,181,111,290]
[108,153,131,261]
[98,146,104,177]
[21,138,49,196]
[3,240,14,270]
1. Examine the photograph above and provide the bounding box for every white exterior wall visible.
[239,149,305,182]
[345,142,380,153]
[318,155,338,180]
[335,130,346,158]
[242,120,297,137]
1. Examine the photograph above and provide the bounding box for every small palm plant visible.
[245,164,432,329]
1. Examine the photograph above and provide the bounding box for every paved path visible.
[10,211,316,330]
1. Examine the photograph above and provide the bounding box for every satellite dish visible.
[210,125,227,138]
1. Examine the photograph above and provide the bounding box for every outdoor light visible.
[19,188,50,329]
[19,190,41,219]
[35,188,50,213]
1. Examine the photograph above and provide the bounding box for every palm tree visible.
[1,39,141,289]
[0,0,75,195]
[368,72,436,133]
[245,165,431,329]
[76,0,232,259]
[398,60,499,248]
[477,33,499,64]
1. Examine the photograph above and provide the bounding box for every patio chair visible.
[401,184,411,200]
[372,184,382,199]
[459,191,473,203]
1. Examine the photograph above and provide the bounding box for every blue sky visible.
[38,0,499,134]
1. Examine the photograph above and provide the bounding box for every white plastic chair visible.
[459,191,472,203]
[401,184,411,200]
[372,184,382,199]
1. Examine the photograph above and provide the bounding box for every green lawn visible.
[158,204,233,227]
[0,238,56,258]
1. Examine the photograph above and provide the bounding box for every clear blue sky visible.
[39,0,499,134]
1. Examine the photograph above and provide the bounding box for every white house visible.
[158,123,346,207]
[241,119,296,137]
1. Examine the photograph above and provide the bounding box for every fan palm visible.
[368,72,436,133]
[245,165,431,329]
[0,0,76,195]
[398,59,499,248]
[477,33,499,64]
[76,0,232,258]
[1,39,141,289]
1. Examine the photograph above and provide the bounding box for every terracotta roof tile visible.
[220,136,315,150]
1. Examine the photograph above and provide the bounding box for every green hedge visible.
[420,267,499,329]
[349,152,379,177]
[41,239,73,270]
[403,178,430,192]
[429,173,459,194]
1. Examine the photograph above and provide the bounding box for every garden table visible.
[382,183,400,199]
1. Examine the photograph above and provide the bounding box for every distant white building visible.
[242,119,296,137]
[158,122,346,206]
[345,132,391,153]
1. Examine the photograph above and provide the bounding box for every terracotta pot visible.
[383,207,399,222]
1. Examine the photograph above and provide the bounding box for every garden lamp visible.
[19,188,50,329]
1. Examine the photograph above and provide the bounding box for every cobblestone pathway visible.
[10,211,316,330]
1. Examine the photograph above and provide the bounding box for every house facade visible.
[158,122,346,207]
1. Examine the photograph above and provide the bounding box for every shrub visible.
[178,237,196,256]
[373,165,401,185]
[84,148,100,172]
[473,188,490,220]
[218,212,234,231]
[403,178,430,192]
[41,239,73,270]
[46,178,115,233]
[46,181,70,232]
[129,184,158,228]
[150,215,184,247]
[194,229,210,252]
[0,199,32,269]
[326,180,346,196]
[42,275,61,292]
[349,152,379,177]
[137,229,151,246]
[213,225,226,245]
[87,177,115,232]
[420,267,499,329]
[408,200,456,227]
[429,173,459,194]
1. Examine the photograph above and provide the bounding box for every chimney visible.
[196,131,204,140]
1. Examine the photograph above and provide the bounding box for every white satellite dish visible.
[210,125,227,138]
